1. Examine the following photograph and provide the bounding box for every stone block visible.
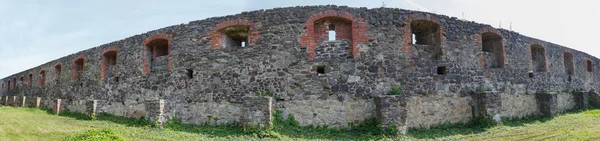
[86,100,106,117]
[242,96,272,130]
[375,95,408,134]
[472,91,502,123]
[21,96,27,107]
[573,91,589,109]
[55,99,63,115]
[145,99,165,127]
[4,96,8,106]
[35,97,41,108]
[535,92,557,116]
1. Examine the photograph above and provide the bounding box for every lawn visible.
[0,106,599,140]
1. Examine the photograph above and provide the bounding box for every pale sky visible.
[0,0,598,78]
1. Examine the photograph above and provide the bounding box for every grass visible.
[1,106,600,140]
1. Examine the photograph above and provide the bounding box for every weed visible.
[65,128,125,141]
[387,86,403,95]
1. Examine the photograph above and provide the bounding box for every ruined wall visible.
[1,5,599,128]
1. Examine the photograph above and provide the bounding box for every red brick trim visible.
[39,69,46,86]
[474,26,507,69]
[210,19,259,49]
[54,62,62,81]
[401,13,446,55]
[72,55,86,82]
[27,73,32,88]
[300,10,368,59]
[563,51,574,74]
[101,47,119,78]
[143,34,173,73]
[585,58,594,72]
[528,41,548,72]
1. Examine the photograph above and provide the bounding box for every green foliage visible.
[475,87,487,93]
[65,128,125,141]
[574,88,584,92]
[587,96,600,109]
[255,91,273,97]
[387,86,403,95]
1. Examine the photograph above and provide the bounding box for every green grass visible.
[1,106,600,140]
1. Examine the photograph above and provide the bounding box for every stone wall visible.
[1,5,598,129]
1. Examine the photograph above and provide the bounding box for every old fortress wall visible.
[1,5,599,129]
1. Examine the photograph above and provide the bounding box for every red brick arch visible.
[101,47,119,78]
[210,19,259,49]
[39,69,46,86]
[142,33,173,73]
[529,41,548,72]
[72,55,86,82]
[475,27,507,69]
[300,10,368,59]
[401,13,445,54]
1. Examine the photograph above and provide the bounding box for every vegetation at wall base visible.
[1,105,600,140]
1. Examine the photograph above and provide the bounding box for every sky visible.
[0,0,598,79]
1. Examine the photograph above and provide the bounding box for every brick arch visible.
[72,55,86,82]
[529,41,548,72]
[13,77,16,90]
[7,80,10,91]
[585,58,594,72]
[210,19,259,49]
[142,33,173,73]
[401,13,446,53]
[27,73,32,88]
[563,51,575,75]
[101,47,119,79]
[39,69,46,86]
[475,27,507,69]
[300,10,368,59]
[54,62,63,83]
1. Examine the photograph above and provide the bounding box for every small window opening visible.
[564,52,574,75]
[411,34,416,44]
[328,24,336,41]
[147,39,169,58]
[7,81,10,91]
[567,75,572,82]
[437,66,446,75]
[102,51,118,79]
[186,69,193,79]
[13,78,16,90]
[481,32,504,68]
[55,64,62,82]
[586,60,593,72]
[219,25,250,48]
[528,71,534,78]
[20,77,23,89]
[530,45,547,72]
[74,58,85,82]
[28,74,32,88]
[410,20,442,59]
[115,77,119,83]
[39,70,46,86]
[317,66,326,76]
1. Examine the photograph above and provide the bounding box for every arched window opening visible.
[586,59,593,72]
[147,39,169,58]
[28,74,32,88]
[73,58,85,82]
[39,70,46,86]
[219,25,250,48]
[55,64,62,83]
[481,32,504,68]
[315,18,351,44]
[19,77,23,90]
[102,51,118,79]
[2,83,4,89]
[563,52,574,75]
[7,81,10,91]
[13,78,16,90]
[410,20,442,60]
[531,44,547,72]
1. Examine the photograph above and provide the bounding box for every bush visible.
[387,87,403,95]
[65,128,125,141]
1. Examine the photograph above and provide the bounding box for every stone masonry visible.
[1,5,599,129]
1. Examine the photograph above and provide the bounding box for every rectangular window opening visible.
[241,41,246,47]
[437,66,446,75]
[186,69,194,79]
[317,66,326,76]
[328,31,336,41]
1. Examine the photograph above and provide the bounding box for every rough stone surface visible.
[473,91,502,123]
[573,91,589,109]
[145,99,165,126]
[0,5,598,129]
[242,96,272,129]
[536,92,558,116]
[375,95,408,134]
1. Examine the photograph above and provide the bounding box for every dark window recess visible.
[317,66,325,76]
[115,77,119,83]
[186,69,194,79]
[437,66,446,75]
[567,75,572,82]
[528,71,534,78]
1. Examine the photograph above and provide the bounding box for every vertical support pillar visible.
[375,95,408,134]
[21,96,27,107]
[573,91,589,109]
[4,96,8,106]
[473,91,502,123]
[35,97,41,108]
[536,92,558,116]
[12,96,18,107]
[0,96,3,105]
[242,96,273,131]
[55,99,62,115]
[145,99,165,127]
